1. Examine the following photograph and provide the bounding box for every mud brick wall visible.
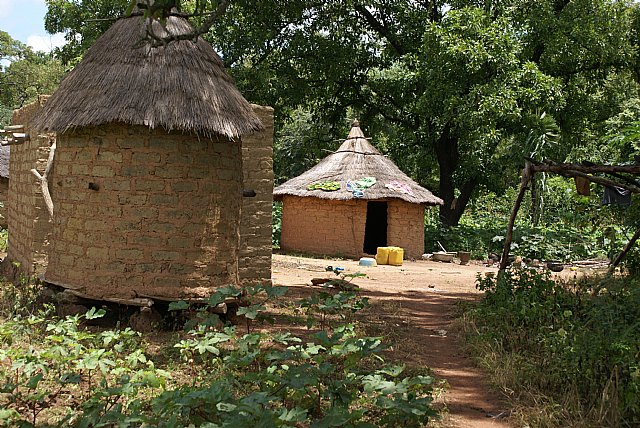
[280,196,367,258]
[280,196,426,259]
[45,124,242,300]
[8,96,54,275]
[386,199,425,259]
[239,105,274,285]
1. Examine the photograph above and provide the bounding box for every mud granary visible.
[7,11,274,303]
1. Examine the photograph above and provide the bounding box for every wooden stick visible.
[500,162,532,271]
[531,166,640,193]
[30,141,56,218]
[608,228,640,274]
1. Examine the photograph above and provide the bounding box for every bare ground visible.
[271,254,512,428]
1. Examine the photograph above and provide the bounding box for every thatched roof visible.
[31,13,263,138]
[274,121,443,205]
[0,145,9,178]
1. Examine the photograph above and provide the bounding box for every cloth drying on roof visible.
[346,176,377,198]
[346,181,364,198]
[602,185,631,206]
[307,180,340,191]
[354,176,376,189]
[385,181,414,196]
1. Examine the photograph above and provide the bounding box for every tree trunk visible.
[434,126,479,227]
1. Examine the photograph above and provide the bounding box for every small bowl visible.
[547,261,564,272]
[359,257,377,267]
[432,252,454,263]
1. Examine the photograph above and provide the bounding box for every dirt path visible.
[272,254,511,428]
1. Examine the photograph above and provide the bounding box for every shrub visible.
[467,269,640,426]
[0,283,438,427]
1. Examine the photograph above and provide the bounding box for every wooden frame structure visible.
[499,159,640,272]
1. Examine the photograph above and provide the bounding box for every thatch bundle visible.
[31,13,263,138]
[274,121,443,205]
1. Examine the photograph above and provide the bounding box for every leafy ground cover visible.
[464,268,640,427]
[0,279,438,427]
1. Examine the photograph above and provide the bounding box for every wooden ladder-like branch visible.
[30,141,56,218]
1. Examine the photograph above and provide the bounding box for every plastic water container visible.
[388,247,404,266]
[376,247,390,265]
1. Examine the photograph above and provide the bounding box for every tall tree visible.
[0,31,65,126]
[45,0,640,225]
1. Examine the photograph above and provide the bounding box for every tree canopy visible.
[0,31,65,126]
[44,0,640,225]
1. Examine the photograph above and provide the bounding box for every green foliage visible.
[0,282,437,426]
[300,272,368,331]
[468,269,640,426]
[426,177,630,261]
[273,108,343,185]
[44,0,130,64]
[43,0,640,225]
[272,201,282,248]
[0,275,44,319]
[0,31,65,126]
[0,307,155,427]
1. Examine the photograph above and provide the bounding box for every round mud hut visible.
[30,12,263,301]
[274,121,443,259]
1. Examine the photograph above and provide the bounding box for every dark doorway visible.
[363,201,387,254]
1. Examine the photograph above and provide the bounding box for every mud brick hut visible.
[274,121,443,259]
[21,12,270,302]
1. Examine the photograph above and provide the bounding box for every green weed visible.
[465,268,640,427]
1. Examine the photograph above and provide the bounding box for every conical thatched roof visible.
[31,13,263,138]
[274,121,443,205]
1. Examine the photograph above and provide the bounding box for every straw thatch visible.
[0,145,9,179]
[31,13,263,138]
[274,121,443,205]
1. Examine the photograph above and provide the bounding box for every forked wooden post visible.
[30,140,56,218]
[608,228,640,274]
[499,161,533,271]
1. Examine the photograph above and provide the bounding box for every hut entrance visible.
[363,201,388,254]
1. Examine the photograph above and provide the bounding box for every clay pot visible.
[458,251,471,265]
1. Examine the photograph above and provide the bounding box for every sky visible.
[0,0,65,52]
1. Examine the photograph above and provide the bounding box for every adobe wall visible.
[280,196,367,258]
[280,196,426,259]
[239,105,274,285]
[45,124,242,300]
[386,199,425,259]
[8,96,54,275]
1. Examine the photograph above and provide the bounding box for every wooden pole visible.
[608,228,640,274]
[500,161,533,271]
[30,140,56,218]
[531,166,640,194]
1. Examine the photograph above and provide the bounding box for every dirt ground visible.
[271,253,512,428]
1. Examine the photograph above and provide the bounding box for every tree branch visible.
[353,4,407,56]
[144,0,229,47]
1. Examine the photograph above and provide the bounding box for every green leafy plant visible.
[467,268,640,426]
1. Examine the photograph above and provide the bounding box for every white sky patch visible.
[0,0,15,19]
[27,33,66,53]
